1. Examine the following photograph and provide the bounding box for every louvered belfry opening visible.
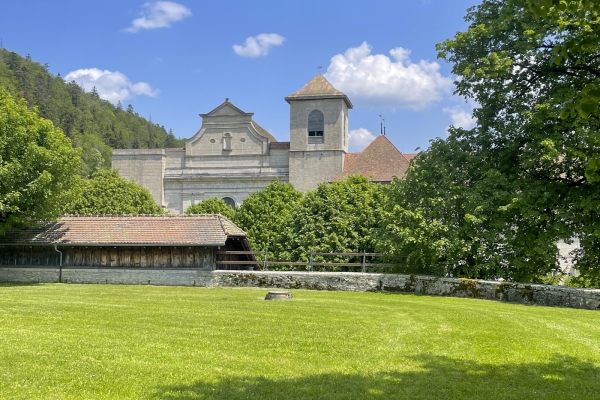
[308,110,324,143]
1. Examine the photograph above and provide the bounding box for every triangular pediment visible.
[203,99,252,117]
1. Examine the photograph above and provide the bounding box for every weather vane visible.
[317,65,322,73]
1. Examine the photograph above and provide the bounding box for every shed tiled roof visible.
[333,135,410,182]
[0,215,246,246]
[285,74,353,108]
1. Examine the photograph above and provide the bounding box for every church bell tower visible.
[285,74,352,192]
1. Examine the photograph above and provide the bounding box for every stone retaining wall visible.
[1,267,598,310]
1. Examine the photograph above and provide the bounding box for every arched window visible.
[223,133,232,151]
[222,197,236,209]
[308,110,324,144]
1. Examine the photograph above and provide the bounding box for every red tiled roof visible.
[342,153,361,172]
[0,215,246,246]
[403,153,418,162]
[333,135,410,182]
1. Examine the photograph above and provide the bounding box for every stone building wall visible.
[112,149,166,206]
[112,101,290,214]
[288,150,345,192]
[288,98,348,192]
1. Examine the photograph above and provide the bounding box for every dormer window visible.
[223,133,232,151]
[308,110,324,144]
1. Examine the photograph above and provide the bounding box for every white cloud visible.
[64,68,159,103]
[349,128,377,152]
[233,33,285,57]
[324,42,453,110]
[443,106,476,130]
[125,1,191,33]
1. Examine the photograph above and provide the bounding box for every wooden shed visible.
[0,214,253,270]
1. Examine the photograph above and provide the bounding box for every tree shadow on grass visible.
[150,354,600,400]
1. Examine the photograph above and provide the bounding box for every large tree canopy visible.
[382,0,600,284]
[65,169,163,215]
[0,89,80,232]
[233,180,302,254]
[185,198,235,220]
[275,176,387,266]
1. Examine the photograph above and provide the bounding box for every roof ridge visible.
[217,214,229,236]
[1,214,247,246]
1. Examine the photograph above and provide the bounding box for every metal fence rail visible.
[215,250,396,272]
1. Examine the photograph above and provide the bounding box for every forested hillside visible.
[0,48,184,176]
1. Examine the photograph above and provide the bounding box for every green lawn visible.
[1,284,599,399]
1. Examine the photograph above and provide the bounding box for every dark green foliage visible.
[233,180,302,254]
[0,89,80,232]
[0,49,184,177]
[65,169,163,215]
[380,0,600,285]
[185,198,236,220]
[274,176,387,267]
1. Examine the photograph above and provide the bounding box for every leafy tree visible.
[382,0,600,284]
[72,133,112,177]
[275,176,387,267]
[0,88,80,232]
[233,180,302,254]
[65,169,163,215]
[521,0,600,97]
[185,198,235,220]
[378,139,563,282]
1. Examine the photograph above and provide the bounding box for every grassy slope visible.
[0,284,599,400]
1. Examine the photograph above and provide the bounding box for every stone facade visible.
[112,74,354,214]
[288,98,349,192]
[113,100,290,214]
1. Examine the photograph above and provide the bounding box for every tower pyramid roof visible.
[285,74,353,108]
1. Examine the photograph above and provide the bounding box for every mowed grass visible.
[0,284,599,400]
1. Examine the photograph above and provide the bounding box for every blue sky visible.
[0,0,479,153]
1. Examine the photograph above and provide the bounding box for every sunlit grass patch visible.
[0,284,599,399]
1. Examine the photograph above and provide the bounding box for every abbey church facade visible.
[112,74,414,214]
